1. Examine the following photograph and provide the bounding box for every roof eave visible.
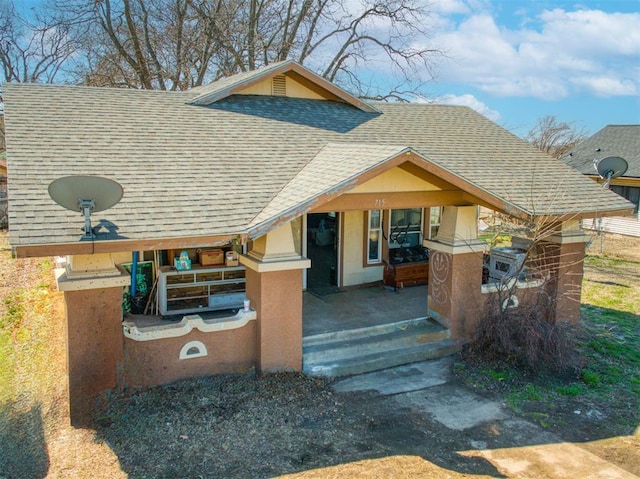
[12,233,246,259]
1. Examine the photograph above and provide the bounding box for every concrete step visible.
[303,317,449,363]
[304,339,461,378]
[303,317,444,347]
[303,318,460,378]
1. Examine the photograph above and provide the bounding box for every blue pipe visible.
[131,251,138,297]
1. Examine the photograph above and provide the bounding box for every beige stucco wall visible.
[123,325,257,388]
[341,211,383,286]
[348,167,440,194]
[240,75,325,100]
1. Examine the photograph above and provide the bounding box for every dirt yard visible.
[0,231,638,478]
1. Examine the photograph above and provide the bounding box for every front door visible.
[306,213,339,291]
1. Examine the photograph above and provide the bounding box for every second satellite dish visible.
[48,175,123,239]
[593,156,628,188]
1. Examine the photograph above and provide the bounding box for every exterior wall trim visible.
[423,239,486,255]
[56,267,130,291]
[240,254,310,272]
[123,310,257,341]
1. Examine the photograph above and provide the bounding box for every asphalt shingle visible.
[3,80,632,251]
[561,125,640,178]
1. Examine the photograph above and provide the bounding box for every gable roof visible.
[248,143,410,235]
[561,125,640,178]
[3,64,633,256]
[188,59,379,113]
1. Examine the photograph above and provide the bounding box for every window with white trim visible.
[429,206,442,240]
[389,208,423,249]
[367,210,382,264]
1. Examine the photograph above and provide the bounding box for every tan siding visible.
[239,76,325,100]
[342,211,383,286]
[349,166,440,193]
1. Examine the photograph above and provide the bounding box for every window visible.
[367,210,382,264]
[429,207,442,239]
[389,208,423,249]
[611,185,640,215]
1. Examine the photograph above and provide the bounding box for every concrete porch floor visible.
[303,283,429,337]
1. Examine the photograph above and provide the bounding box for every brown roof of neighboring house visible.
[3,64,633,255]
[561,125,640,178]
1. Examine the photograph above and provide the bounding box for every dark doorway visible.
[306,213,339,291]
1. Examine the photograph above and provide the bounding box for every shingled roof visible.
[561,125,640,178]
[3,64,633,256]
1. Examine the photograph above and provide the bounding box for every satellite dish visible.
[48,175,123,239]
[593,156,628,188]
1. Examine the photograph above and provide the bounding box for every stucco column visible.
[424,206,485,341]
[240,223,310,373]
[57,254,130,427]
[539,221,591,324]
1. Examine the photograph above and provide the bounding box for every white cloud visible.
[432,93,501,122]
[430,0,470,15]
[570,75,638,96]
[427,3,640,100]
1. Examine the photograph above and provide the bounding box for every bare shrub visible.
[468,290,582,373]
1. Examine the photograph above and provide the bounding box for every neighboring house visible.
[561,125,640,237]
[3,61,633,427]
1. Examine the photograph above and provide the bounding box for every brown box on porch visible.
[199,249,224,266]
[225,250,239,267]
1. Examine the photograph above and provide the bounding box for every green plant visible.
[582,370,600,388]
[487,369,508,381]
[2,290,25,331]
[520,384,543,401]
[555,384,582,397]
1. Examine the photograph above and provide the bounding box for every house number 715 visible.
[374,198,385,207]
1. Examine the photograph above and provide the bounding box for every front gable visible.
[348,166,441,194]
[247,145,478,240]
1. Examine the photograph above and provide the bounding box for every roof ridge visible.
[186,60,293,98]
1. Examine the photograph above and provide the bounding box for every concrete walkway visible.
[332,358,638,479]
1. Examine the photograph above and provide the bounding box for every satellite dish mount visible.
[48,176,124,239]
[593,156,628,188]
[79,198,96,239]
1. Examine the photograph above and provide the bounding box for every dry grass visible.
[0,233,127,478]
[586,232,640,262]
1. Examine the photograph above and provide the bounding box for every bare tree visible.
[526,115,587,159]
[49,0,222,90]
[0,0,80,84]
[40,0,440,95]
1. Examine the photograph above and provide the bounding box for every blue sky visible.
[415,0,640,138]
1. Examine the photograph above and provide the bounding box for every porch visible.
[303,283,429,336]
[302,284,460,377]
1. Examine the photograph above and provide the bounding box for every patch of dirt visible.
[92,373,504,478]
